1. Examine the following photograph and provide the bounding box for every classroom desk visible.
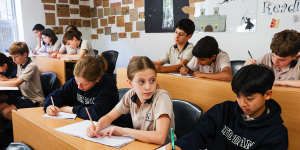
[117,68,300,150]
[31,56,77,85]
[12,107,159,150]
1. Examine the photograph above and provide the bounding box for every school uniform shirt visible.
[35,40,46,51]
[175,99,288,150]
[187,50,231,73]
[115,89,175,144]
[75,40,95,57]
[59,44,77,55]
[43,73,119,121]
[259,53,300,80]
[38,41,61,53]
[17,58,44,103]
[161,42,193,65]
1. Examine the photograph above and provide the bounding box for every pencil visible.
[50,96,55,107]
[85,107,95,126]
[248,50,253,59]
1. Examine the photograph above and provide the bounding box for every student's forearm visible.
[121,128,167,145]
[158,65,181,73]
[0,79,21,87]
[274,80,300,88]
[194,72,232,81]
[60,106,73,113]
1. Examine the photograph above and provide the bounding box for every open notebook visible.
[43,112,77,120]
[55,120,135,148]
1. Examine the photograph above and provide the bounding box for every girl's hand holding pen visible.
[46,105,60,116]
[244,59,257,66]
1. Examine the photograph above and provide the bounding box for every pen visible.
[50,96,55,107]
[248,50,253,59]
[85,107,95,126]
[171,128,175,150]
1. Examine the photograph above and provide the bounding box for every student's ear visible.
[24,52,28,58]
[264,90,272,100]
[211,54,217,61]
[126,79,133,88]
[186,34,192,40]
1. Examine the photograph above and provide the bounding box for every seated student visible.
[58,25,81,55]
[56,30,95,59]
[0,42,44,120]
[180,36,232,81]
[166,64,288,150]
[245,29,300,87]
[153,18,195,73]
[44,56,118,120]
[0,52,17,80]
[86,56,175,145]
[32,24,45,51]
[37,28,61,54]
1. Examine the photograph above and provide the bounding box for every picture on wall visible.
[145,0,189,33]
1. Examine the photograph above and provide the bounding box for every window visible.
[0,0,18,52]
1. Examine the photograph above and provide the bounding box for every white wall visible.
[18,0,300,68]
[91,0,300,68]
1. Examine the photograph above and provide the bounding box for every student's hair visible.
[9,42,29,55]
[127,56,156,81]
[41,28,58,45]
[192,36,220,58]
[73,56,107,82]
[32,24,45,31]
[231,64,275,97]
[0,53,9,66]
[62,30,82,45]
[175,18,195,36]
[270,29,300,57]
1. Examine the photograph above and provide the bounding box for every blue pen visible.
[171,128,175,150]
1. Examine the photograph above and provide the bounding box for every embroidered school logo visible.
[146,113,152,122]
[221,125,255,149]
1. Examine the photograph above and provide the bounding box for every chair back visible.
[6,142,32,150]
[230,60,245,76]
[40,72,60,97]
[101,50,119,73]
[173,99,202,138]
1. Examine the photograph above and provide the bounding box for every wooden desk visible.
[31,56,76,85]
[117,68,300,150]
[12,107,159,150]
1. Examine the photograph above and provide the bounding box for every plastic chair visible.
[40,72,60,97]
[230,60,245,76]
[101,50,119,74]
[173,99,202,138]
[6,142,32,150]
[118,88,130,100]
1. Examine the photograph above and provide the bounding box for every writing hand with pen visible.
[244,50,257,66]
[46,96,60,116]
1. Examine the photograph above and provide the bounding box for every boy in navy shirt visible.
[167,64,288,150]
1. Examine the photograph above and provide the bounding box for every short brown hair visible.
[73,56,107,82]
[9,42,29,55]
[62,30,81,45]
[127,56,156,80]
[270,29,300,57]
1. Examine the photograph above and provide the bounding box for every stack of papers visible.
[55,120,135,148]
[43,112,77,120]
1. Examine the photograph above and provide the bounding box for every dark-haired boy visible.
[0,42,44,119]
[154,18,195,73]
[245,29,300,87]
[32,24,45,51]
[166,64,288,150]
[0,53,17,80]
[180,36,232,81]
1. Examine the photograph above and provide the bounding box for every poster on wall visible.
[145,0,189,33]
[194,0,257,32]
